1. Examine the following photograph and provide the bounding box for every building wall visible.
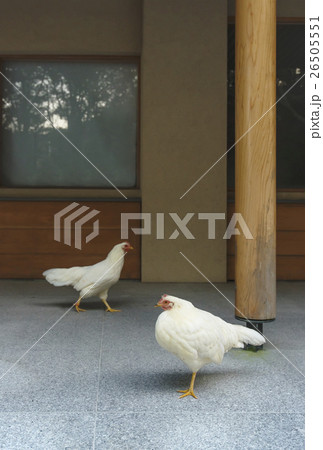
[141,0,227,281]
[0,0,228,282]
[0,0,142,54]
[0,0,303,281]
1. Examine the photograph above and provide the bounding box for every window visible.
[227,23,305,191]
[0,58,139,188]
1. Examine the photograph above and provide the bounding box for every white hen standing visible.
[155,294,265,399]
[43,242,133,312]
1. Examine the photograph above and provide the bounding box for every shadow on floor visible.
[102,368,242,393]
[31,299,133,310]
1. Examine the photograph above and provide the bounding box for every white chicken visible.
[155,294,266,399]
[43,242,133,312]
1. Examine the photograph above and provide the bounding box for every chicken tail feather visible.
[233,324,266,347]
[43,267,85,287]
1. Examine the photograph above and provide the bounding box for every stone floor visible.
[0,280,304,449]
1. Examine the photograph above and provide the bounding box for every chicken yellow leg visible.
[101,298,120,313]
[177,372,197,399]
[75,298,86,312]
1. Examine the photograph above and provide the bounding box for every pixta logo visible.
[54,202,100,250]
[121,213,253,240]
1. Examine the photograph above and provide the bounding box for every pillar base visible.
[235,316,276,324]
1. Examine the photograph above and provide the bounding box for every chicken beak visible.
[154,303,162,308]
[129,246,134,250]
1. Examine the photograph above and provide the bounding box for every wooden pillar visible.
[235,0,276,322]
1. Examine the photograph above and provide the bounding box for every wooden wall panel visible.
[227,202,305,280]
[0,201,141,279]
[276,255,305,280]
[277,230,304,255]
[276,203,305,231]
[227,230,304,256]
[0,200,304,280]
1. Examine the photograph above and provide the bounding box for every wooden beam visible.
[235,0,276,321]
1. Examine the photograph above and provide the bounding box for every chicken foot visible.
[75,298,86,312]
[177,372,197,399]
[101,298,120,313]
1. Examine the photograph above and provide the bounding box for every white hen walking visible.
[43,242,133,312]
[155,294,265,399]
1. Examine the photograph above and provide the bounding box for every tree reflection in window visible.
[1,61,138,188]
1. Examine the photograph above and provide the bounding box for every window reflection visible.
[1,61,138,188]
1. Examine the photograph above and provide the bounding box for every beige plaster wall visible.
[0,0,142,54]
[141,0,227,282]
